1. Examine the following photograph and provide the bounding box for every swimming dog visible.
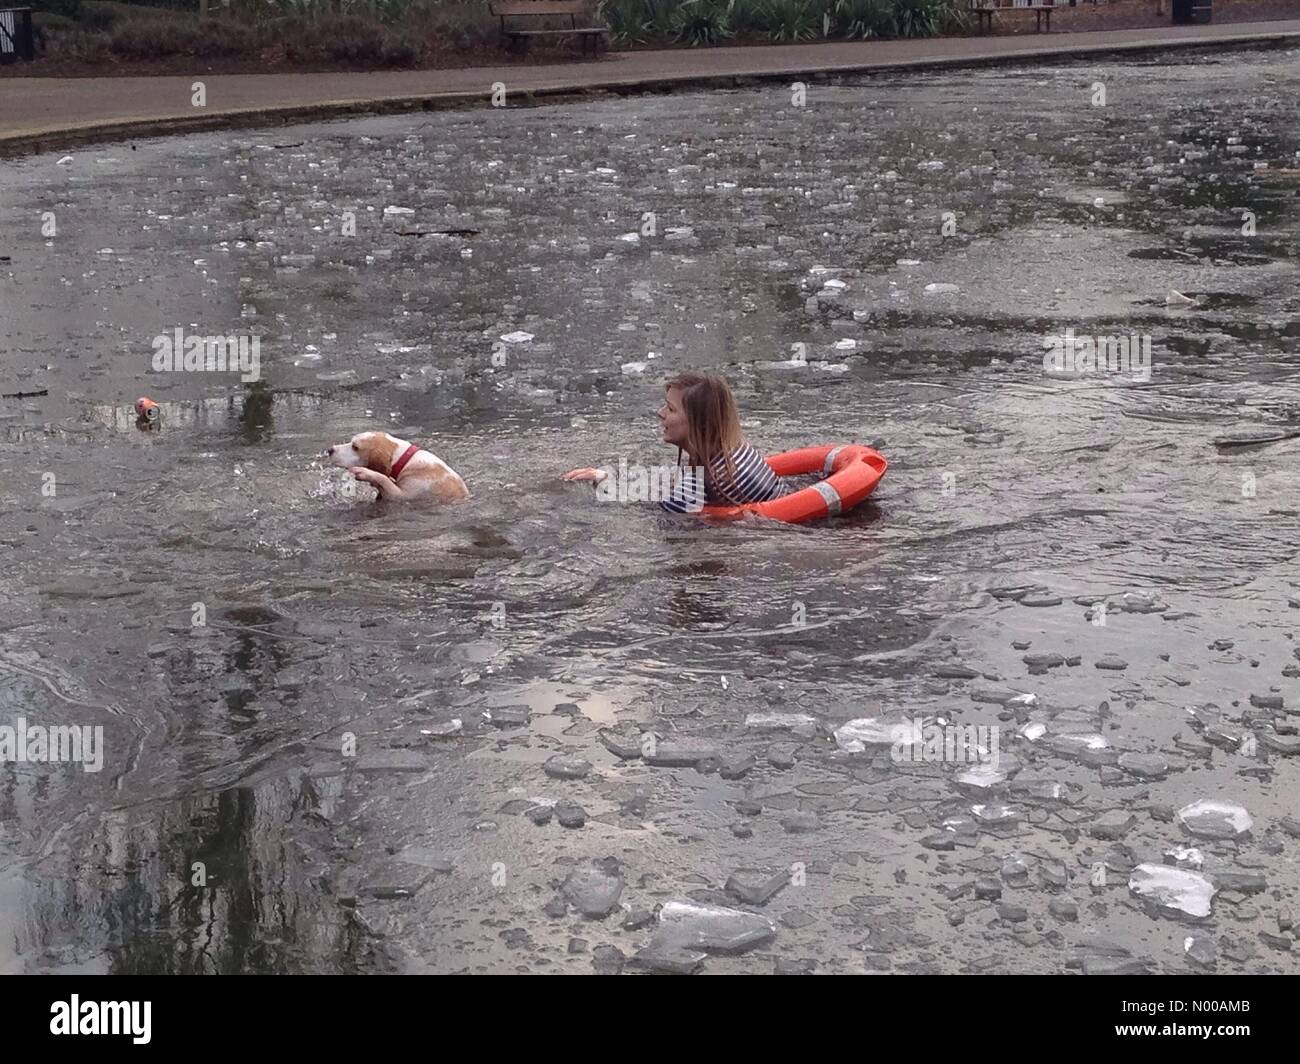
[326,432,469,502]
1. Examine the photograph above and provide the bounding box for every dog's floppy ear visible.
[353,432,398,473]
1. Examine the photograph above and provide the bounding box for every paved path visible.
[2,19,1298,155]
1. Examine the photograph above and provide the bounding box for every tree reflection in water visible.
[18,771,381,974]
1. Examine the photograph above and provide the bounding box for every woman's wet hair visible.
[665,372,743,478]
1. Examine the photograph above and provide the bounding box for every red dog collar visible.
[390,443,419,480]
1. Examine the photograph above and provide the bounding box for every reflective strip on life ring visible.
[823,446,844,476]
[812,479,842,517]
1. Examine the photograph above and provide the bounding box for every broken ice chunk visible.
[1129,864,1215,920]
[833,717,921,753]
[1164,846,1203,869]
[1176,799,1253,839]
[652,900,776,953]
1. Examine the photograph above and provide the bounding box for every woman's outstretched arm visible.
[561,468,608,484]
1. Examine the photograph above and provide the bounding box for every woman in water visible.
[562,372,790,513]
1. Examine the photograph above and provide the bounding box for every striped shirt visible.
[660,443,790,514]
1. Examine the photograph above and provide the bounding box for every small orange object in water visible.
[134,396,160,423]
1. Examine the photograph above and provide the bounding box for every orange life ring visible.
[700,445,887,523]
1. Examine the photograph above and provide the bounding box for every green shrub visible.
[33,10,78,33]
[107,15,259,58]
[274,0,327,18]
[889,0,953,38]
[31,0,83,19]
[672,0,732,46]
[598,0,654,42]
[78,2,119,31]
[835,0,892,38]
[401,1,507,50]
[726,0,763,33]
[268,0,440,21]
[640,0,684,37]
[50,25,112,61]
[360,0,418,23]
[757,0,818,41]
[283,13,420,66]
[110,0,198,9]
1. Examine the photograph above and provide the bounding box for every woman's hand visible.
[562,468,609,484]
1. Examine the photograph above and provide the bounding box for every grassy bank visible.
[16,0,1298,74]
[603,0,964,46]
[23,0,963,73]
[28,0,502,71]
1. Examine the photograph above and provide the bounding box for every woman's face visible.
[658,386,689,448]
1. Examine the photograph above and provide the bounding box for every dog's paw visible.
[349,466,380,484]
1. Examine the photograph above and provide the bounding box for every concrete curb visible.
[1,28,1297,159]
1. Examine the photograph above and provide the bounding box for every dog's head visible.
[326,431,402,473]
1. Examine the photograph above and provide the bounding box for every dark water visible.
[1,47,1298,973]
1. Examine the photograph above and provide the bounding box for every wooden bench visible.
[489,1,610,57]
[969,0,1054,34]
[0,7,36,64]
